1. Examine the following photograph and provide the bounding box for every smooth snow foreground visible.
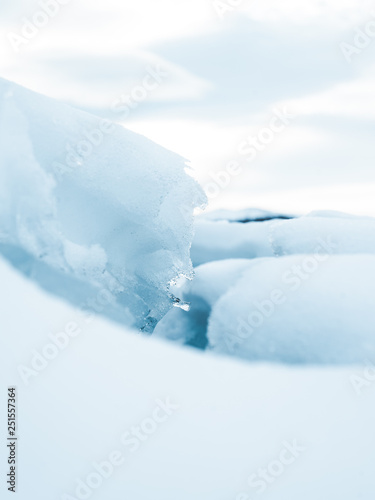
[1,256,375,500]
[0,78,205,331]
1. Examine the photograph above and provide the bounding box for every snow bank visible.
[270,211,375,257]
[191,220,274,266]
[156,254,375,364]
[1,255,375,500]
[208,255,375,364]
[192,211,375,266]
[0,78,205,330]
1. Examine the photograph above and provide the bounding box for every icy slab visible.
[0,78,205,330]
[2,255,375,500]
[154,259,258,347]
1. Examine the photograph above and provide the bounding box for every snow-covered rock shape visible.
[207,255,375,364]
[191,219,274,266]
[0,78,206,330]
[191,211,375,266]
[155,254,375,364]
[270,211,375,257]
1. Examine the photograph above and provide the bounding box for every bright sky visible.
[1,0,375,215]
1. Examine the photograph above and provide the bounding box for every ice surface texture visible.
[0,78,206,330]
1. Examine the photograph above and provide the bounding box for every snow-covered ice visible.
[207,254,375,364]
[159,211,375,364]
[270,211,375,257]
[154,259,257,347]
[155,254,375,364]
[0,78,205,331]
[192,210,375,266]
[191,219,274,266]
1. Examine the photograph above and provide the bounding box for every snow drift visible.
[0,78,206,330]
[192,210,375,266]
[2,255,375,500]
[156,255,375,364]
[207,254,375,364]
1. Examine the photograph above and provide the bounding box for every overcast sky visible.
[1,0,375,215]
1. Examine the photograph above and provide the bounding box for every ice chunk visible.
[0,78,206,330]
[154,259,254,346]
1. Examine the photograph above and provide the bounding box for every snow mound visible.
[191,219,274,266]
[270,211,375,257]
[156,255,375,364]
[0,78,206,330]
[192,211,375,266]
[209,255,375,364]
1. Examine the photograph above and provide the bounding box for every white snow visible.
[0,78,205,331]
[191,220,274,266]
[207,254,375,364]
[1,255,375,500]
[155,254,375,364]
[270,211,375,257]
[192,211,375,266]
[160,210,375,363]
